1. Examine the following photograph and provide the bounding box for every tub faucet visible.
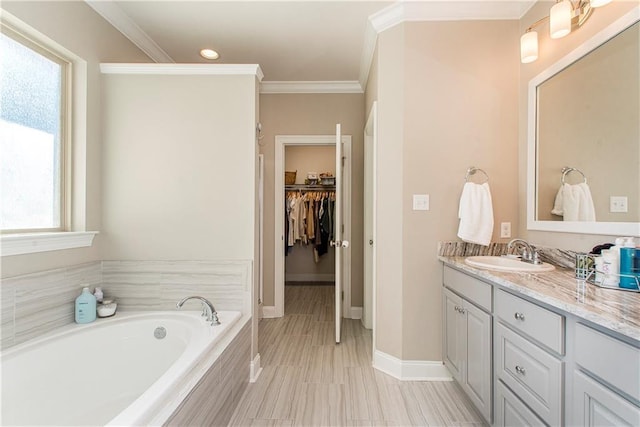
[507,238,541,265]
[176,296,220,325]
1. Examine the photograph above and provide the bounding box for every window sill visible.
[1,231,98,256]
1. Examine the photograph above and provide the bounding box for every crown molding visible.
[100,63,264,80]
[359,0,536,89]
[85,0,174,63]
[260,81,363,94]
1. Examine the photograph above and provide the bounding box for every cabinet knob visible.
[514,312,525,321]
[515,365,526,375]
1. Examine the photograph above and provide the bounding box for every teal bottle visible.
[75,287,97,324]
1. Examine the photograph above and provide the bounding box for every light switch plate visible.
[413,194,429,211]
[610,196,628,213]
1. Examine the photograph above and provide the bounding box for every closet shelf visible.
[285,184,336,191]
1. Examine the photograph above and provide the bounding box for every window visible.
[1,25,69,233]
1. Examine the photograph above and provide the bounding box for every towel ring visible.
[561,167,587,184]
[465,166,489,184]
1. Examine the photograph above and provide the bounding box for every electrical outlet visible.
[610,196,628,213]
[500,222,511,238]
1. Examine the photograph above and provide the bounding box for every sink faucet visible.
[507,239,541,265]
[176,296,220,325]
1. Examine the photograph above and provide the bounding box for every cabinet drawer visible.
[495,380,545,427]
[443,266,492,312]
[575,323,640,403]
[573,370,640,426]
[495,322,563,426]
[495,289,564,354]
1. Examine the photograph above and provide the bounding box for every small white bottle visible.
[93,287,104,303]
[601,249,619,286]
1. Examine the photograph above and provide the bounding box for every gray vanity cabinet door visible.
[461,300,492,422]
[443,288,464,382]
[573,370,640,426]
[496,380,545,427]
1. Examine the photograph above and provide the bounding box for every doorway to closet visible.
[274,134,352,343]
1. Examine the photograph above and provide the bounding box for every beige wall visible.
[284,146,336,279]
[101,74,258,261]
[1,1,150,278]
[374,24,406,359]
[260,93,365,307]
[371,20,520,361]
[519,0,639,250]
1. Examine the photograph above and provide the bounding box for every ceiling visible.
[87,1,536,88]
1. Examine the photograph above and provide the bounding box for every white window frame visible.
[0,12,97,256]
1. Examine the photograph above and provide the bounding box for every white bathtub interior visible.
[1,310,241,426]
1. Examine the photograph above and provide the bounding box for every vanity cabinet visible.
[494,289,564,427]
[572,323,640,426]
[442,261,640,427]
[442,267,492,423]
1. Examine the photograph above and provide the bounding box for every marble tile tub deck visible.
[440,256,640,343]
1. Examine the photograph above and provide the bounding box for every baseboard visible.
[350,306,362,319]
[261,306,279,318]
[285,273,335,282]
[373,350,453,381]
[250,353,263,383]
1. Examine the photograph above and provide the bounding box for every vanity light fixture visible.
[520,0,611,63]
[200,48,219,60]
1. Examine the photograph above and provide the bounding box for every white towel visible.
[551,186,564,216]
[457,182,494,246]
[561,183,596,221]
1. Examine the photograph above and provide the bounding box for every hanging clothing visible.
[284,190,335,261]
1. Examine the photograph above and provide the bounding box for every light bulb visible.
[200,49,219,60]
[590,0,611,7]
[550,0,572,39]
[521,31,539,64]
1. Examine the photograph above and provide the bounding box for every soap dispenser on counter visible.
[75,287,97,324]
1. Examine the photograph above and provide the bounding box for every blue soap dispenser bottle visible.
[75,287,97,324]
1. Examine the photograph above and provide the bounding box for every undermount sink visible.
[464,256,555,273]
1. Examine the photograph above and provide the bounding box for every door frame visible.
[274,135,352,318]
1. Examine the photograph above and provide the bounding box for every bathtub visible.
[1,310,243,426]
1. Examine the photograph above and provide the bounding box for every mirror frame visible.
[527,6,640,237]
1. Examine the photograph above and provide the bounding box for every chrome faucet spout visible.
[507,238,541,265]
[176,296,220,325]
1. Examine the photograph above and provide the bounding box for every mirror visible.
[527,9,640,236]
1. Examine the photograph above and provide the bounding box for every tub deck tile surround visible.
[229,285,485,426]
[101,260,250,312]
[164,319,251,427]
[440,256,640,342]
[1,262,102,349]
[1,260,250,351]
[1,282,15,349]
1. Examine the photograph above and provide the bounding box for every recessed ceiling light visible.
[200,49,219,60]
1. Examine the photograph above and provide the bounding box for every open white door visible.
[332,123,348,344]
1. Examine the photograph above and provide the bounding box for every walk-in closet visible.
[284,145,336,297]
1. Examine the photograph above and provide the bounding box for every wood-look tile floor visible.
[229,285,485,427]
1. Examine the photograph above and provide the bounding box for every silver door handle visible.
[514,312,525,321]
[515,365,526,375]
[341,240,350,248]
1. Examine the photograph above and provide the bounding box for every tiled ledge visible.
[1,260,251,351]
